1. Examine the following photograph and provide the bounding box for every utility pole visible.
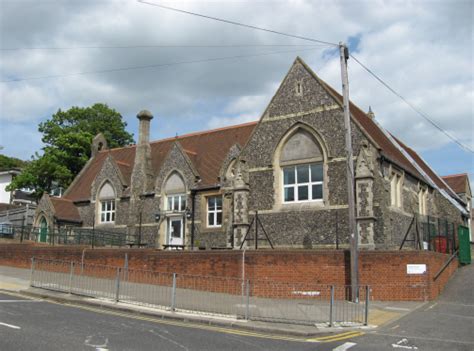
[339,42,359,302]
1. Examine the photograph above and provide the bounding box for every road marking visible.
[391,325,400,330]
[38,297,366,343]
[0,299,41,303]
[424,302,437,311]
[322,332,364,342]
[311,331,362,341]
[392,338,418,349]
[333,342,357,351]
[376,331,474,346]
[0,322,21,329]
[386,307,410,311]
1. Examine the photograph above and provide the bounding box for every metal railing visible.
[30,258,369,326]
[1,224,134,248]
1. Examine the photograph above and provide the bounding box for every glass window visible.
[167,194,186,212]
[282,163,323,203]
[99,199,115,223]
[207,196,222,227]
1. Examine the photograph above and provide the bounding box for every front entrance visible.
[39,217,48,243]
[167,217,183,246]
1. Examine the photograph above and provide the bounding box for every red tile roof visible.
[50,197,81,222]
[441,174,469,194]
[65,122,257,200]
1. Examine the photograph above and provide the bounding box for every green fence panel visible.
[458,225,471,265]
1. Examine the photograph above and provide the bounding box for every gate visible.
[458,225,471,265]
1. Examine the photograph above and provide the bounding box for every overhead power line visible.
[137,0,338,47]
[350,54,473,154]
[137,1,470,153]
[1,47,322,83]
[1,44,324,51]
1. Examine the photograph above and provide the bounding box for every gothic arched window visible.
[98,182,116,223]
[279,129,324,203]
[164,172,186,212]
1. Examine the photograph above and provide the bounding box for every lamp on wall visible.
[185,208,192,220]
[154,213,161,222]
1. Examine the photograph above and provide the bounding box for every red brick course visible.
[0,243,458,301]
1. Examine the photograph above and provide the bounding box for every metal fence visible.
[1,224,135,248]
[30,258,369,326]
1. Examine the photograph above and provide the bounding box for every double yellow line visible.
[2,290,364,343]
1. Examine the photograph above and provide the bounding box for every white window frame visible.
[99,199,116,223]
[207,196,222,228]
[390,171,403,208]
[282,163,323,203]
[167,194,186,212]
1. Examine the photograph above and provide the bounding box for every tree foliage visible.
[7,103,134,200]
[0,154,28,171]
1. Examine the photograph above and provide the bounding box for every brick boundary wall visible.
[0,243,458,301]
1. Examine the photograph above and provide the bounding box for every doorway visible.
[168,217,183,246]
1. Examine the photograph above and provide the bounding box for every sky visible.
[0,0,473,188]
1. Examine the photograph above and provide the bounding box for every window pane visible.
[284,187,294,202]
[101,202,105,211]
[208,213,214,226]
[311,164,323,182]
[297,165,309,183]
[312,184,323,199]
[111,201,115,210]
[111,212,115,221]
[173,198,179,211]
[208,197,215,210]
[216,197,222,210]
[298,185,309,200]
[181,198,186,211]
[101,213,105,222]
[106,213,110,222]
[216,212,222,225]
[167,197,172,210]
[283,167,295,185]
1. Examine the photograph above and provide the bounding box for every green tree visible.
[0,154,28,171]
[7,103,134,199]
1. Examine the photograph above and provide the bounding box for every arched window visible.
[98,182,116,223]
[279,129,324,203]
[164,172,186,211]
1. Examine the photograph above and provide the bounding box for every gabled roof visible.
[441,174,470,195]
[50,197,81,222]
[65,122,256,200]
[295,57,423,180]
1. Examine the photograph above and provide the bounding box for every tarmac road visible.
[343,262,474,351]
[0,291,363,351]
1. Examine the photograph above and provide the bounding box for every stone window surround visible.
[199,190,224,231]
[418,184,429,215]
[272,124,329,211]
[207,195,223,228]
[96,180,117,226]
[390,167,404,209]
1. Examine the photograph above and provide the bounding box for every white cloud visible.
[0,0,472,165]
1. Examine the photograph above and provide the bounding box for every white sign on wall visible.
[406,264,427,275]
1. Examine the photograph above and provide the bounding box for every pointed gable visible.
[64,122,256,201]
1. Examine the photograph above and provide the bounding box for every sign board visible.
[406,264,427,275]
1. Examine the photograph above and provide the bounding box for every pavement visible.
[0,265,422,336]
[0,263,472,350]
